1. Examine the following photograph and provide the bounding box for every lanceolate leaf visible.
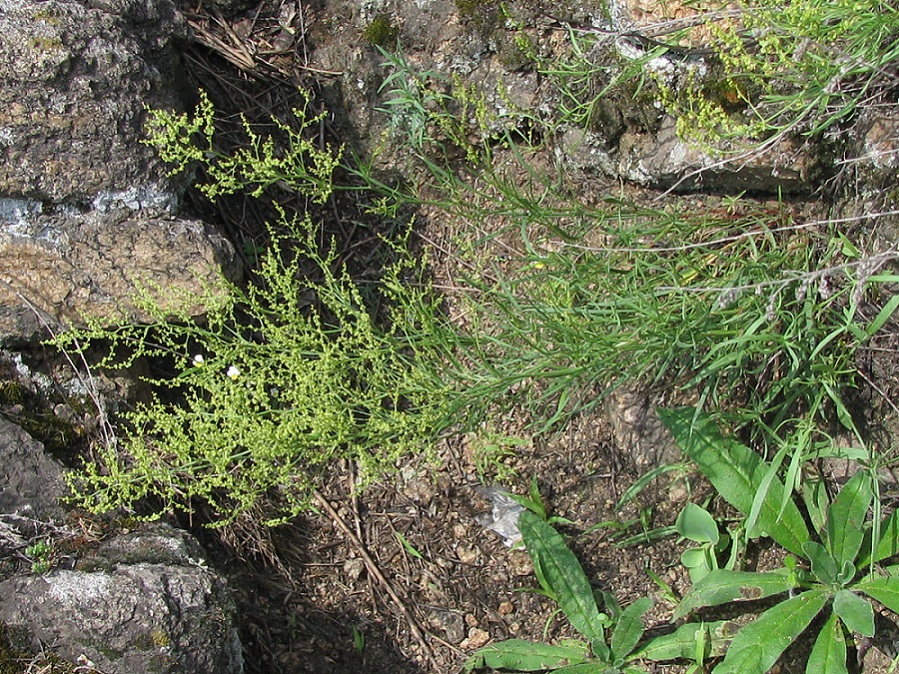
[711,589,830,674]
[633,620,736,661]
[611,597,652,663]
[833,590,874,637]
[519,510,605,641]
[551,664,617,674]
[658,408,810,556]
[825,471,873,567]
[673,569,795,620]
[463,639,590,671]
[855,575,899,615]
[804,541,839,586]
[806,612,848,674]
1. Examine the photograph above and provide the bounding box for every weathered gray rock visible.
[0,524,244,674]
[0,0,187,204]
[616,115,814,193]
[0,205,239,343]
[0,416,66,520]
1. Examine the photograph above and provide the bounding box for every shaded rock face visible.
[0,0,239,344]
[0,532,244,674]
[0,0,186,204]
[308,0,818,196]
[0,416,66,521]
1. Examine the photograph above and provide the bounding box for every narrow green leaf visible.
[673,569,795,620]
[519,510,605,641]
[806,612,848,674]
[464,639,591,671]
[394,531,424,560]
[859,509,899,567]
[833,589,874,636]
[711,589,830,674]
[864,292,899,339]
[856,575,899,615]
[676,504,720,544]
[658,408,810,556]
[633,620,736,661]
[746,442,788,541]
[825,471,872,567]
[611,597,652,662]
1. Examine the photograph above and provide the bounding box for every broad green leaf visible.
[676,503,720,544]
[658,408,810,556]
[463,639,590,671]
[804,541,839,586]
[632,620,736,661]
[519,510,605,641]
[806,612,848,674]
[552,664,616,674]
[856,575,899,615]
[825,471,872,567]
[611,597,652,663]
[711,589,830,674]
[859,509,899,566]
[673,569,795,620]
[833,589,874,636]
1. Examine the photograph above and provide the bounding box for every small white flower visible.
[192,354,205,367]
[226,365,240,380]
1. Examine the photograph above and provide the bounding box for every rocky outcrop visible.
[0,205,239,343]
[0,417,66,521]
[0,0,239,344]
[0,528,244,674]
[0,416,245,674]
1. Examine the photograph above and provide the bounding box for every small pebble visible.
[464,628,490,649]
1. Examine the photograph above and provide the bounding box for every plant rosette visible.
[661,407,899,674]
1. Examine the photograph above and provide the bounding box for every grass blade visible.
[658,407,810,556]
[519,510,605,641]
